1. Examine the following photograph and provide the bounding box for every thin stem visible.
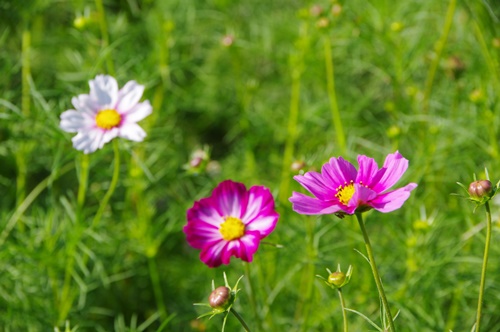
[77,153,90,214]
[323,35,346,155]
[278,22,307,204]
[337,288,348,332]
[230,308,251,332]
[355,213,396,331]
[475,202,492,332]
[92,140,120,228]
[422,0,456,114]
[0,163,74,247]
[94,0,115,75]
[148,255,168,319]
[243,263,259,330]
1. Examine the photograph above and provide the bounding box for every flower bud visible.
[328,271,346,287]
[468,180,493,199]
[209,286,232,310]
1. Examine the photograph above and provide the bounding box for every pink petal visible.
[212,180,248,218]
[346,184,377,213]
[370,183,417,213]
[356,155,380,187]
[372,151,409,193]
[242,186,278,237]
[200,240,227,267]
[293,171,336,201]
[289,192,342,215]
[322,157,357,187]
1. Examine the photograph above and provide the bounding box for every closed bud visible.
[328,271,346,287]
[468,180,492,199]
[209,286,232,310]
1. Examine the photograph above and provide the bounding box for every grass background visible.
[1,0,500,330]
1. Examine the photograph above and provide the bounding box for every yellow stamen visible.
[335,180,355,205]
[219,216,245,241]
[96,109,121,130]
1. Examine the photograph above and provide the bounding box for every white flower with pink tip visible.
[60,75,152,154]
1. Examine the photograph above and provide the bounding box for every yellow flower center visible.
[335,181,355,205]
[219,216,246,241]
[96,109,121,130]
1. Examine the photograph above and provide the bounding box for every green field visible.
[1,0,500,331]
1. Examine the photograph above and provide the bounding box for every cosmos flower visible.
[289,151,417,216]
[184,180,279,268]
[60,74,152,154]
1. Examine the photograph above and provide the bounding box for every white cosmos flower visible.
[60,75,152,154]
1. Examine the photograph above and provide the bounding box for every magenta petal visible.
[212,180,248,218]
[289,192,342,215]
[372,151,409,192]
[370,183,417,213]
[243,186,279,237]
[293,172,335,201]
[356,155,380,186]
[346,184,377,212]
[322,157,358,187]
[200,240,227,267]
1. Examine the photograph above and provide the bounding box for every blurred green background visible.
[1,0,500,330]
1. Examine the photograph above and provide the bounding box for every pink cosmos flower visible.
[289,151,417,216]
[60,75,152,154]
[184,180,279,268]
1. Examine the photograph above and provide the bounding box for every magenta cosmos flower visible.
[60,75,152,154]
[184,180,279,268]
[289,151,417,216]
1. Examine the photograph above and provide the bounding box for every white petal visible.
[117,80,144,112]
[119,123,146,142]
[89,75,118,109]
[60,110,84,133]
[71,94,97,115]
[123,101,152,123]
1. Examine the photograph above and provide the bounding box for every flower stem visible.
[94,0,115,75]
[475,201,492,332]
[337,288,348,332]
[355,213,396,331]
[92,140,120,228]
[243,263,260,330]
[323,35,346,155]
[230,308,251,332]
[77,153,90,214]
[148,255,168,319]
[422,0,456,114]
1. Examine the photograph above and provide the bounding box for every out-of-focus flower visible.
[184,180,279,267]
[60,75,152,154]
[290,151,417,217]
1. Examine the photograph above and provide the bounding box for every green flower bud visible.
[209,286,232,310]
[468,180,492,199]
[328,271,346,287]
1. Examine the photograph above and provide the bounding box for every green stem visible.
[475,202,492,332]
[94,0,115,75]
[243,263,260,330]
[92,140,120,227]
[278,22,307,204]
[230,308,251,332]
[323,35,346,155]
[148,255,168,319]
[77,154,90,214]
[422,0,456,114]
[0,163,73,247]
[355,213,396,331]
[337,288,348,332]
